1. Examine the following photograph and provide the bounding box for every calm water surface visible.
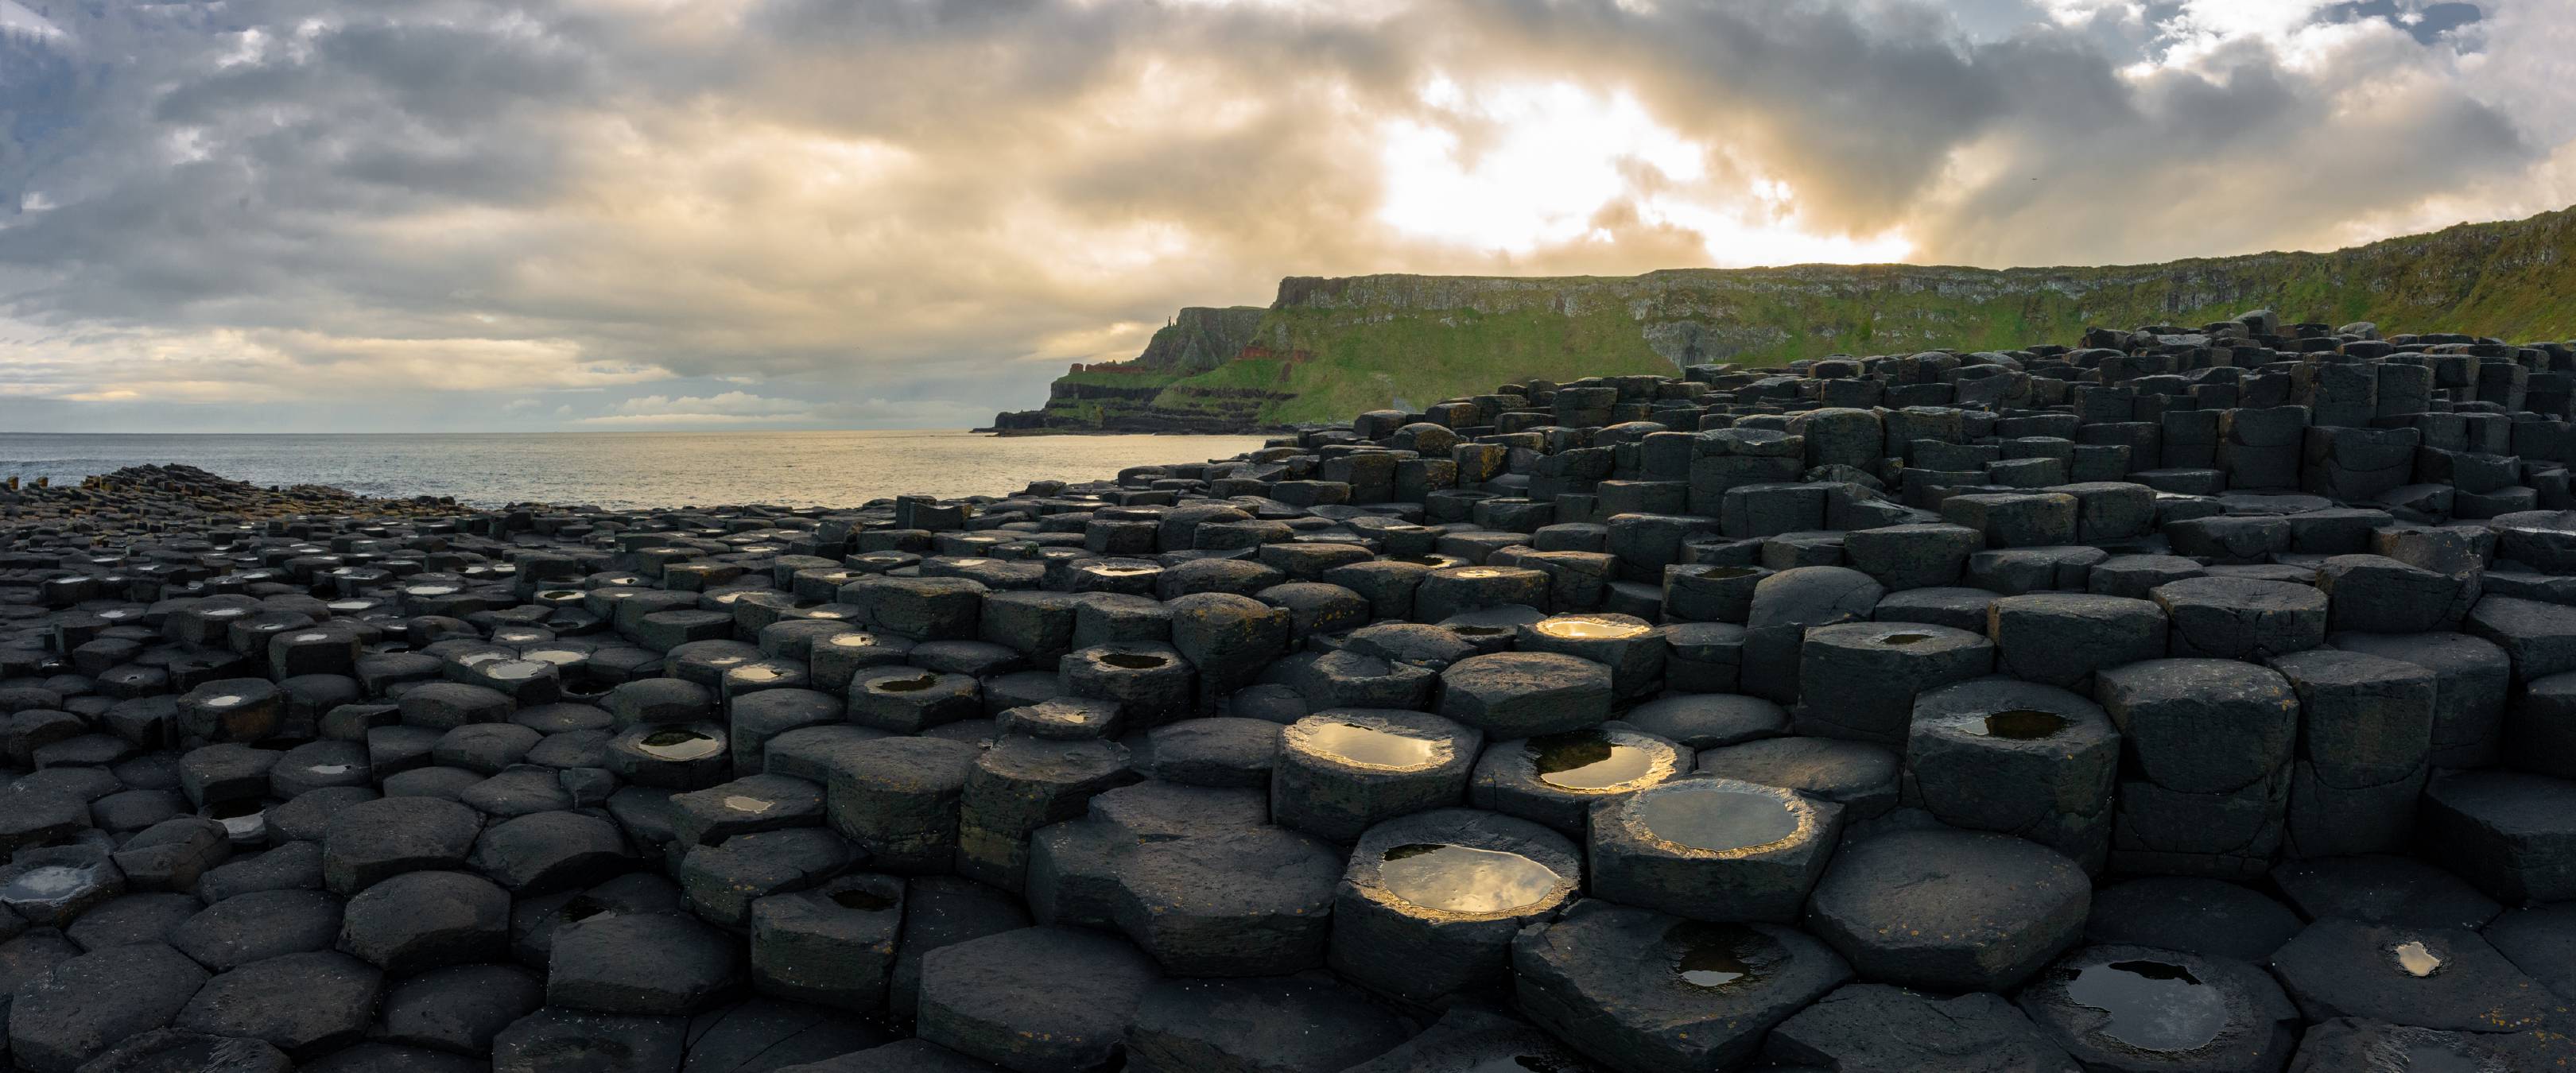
[0,431,1274,510]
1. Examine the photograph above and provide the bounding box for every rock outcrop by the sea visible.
[992,205,2576,436]
[6,309,2576,1071]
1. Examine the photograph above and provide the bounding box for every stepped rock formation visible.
[8,302,2576,1071]
[993,206,2576,434]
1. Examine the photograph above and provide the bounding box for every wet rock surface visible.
[6,313,2576,1071]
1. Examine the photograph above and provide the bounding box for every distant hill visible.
[990,205,2576,434]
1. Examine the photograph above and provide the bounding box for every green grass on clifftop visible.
[1023,207,2576,430]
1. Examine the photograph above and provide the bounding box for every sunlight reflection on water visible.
[0,430,1273,509]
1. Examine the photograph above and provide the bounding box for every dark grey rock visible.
[339,870,510,974]
[6,942,208,1073]
[2015,944,2299,1073]
[1805,828,2089,992]
[914,926,1159,1073]
[2269,919,2554,1032]
[1124,976,1410,1073]
[1765,983,2080,1072]
[2083,877,2302,963]
[1511,899,1851,1073]
[548,912,740,1016]
[171,950,382,1059]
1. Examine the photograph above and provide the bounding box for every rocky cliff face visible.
[1128,306,1269,374]
[991,207,2576,434]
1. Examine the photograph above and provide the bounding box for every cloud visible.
[1,0,2569,431]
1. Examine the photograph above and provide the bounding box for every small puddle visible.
[1880,632,1934,646]
[1306,721,1440,769]
[638,729,724,761]
[829,633,883,648]
[1097,653,1169,670]
[4,866,91,900]
[1634,786,1799,852]
[1970,709,2070,740]
[2063,959,2228,1053]
[1449,626,1511,637]
[1695,566,1760,579]
[1378,843,1561,914]
[875,674,941,692]
[1536,617,1650,641]
[482,660,549,681]
[729,665,786,683]
[2392,940,2443,978]
[722,796,774,814]
[1667,920,1775,990]
[1528,730,1658,791]
[2402,1043,2487,1073]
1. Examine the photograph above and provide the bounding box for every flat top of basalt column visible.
[1627,782,1804,854]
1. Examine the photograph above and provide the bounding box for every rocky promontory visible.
[995,205,2576,436]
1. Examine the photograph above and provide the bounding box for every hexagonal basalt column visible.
[1791,622,1992,746]
[2266,649,2434,858]
[1588,777,1841,923]
[1104,824,1342,977]
[847,668,980,734]
[1906,678,2119,869]
[1514,614,1664,699]
[2095,659,2299,877]
[1270,710,1481,843]
[2149,576,2326,661]
[1437,652,1612,739]
[1414,565,1551,622]
[1512,899,1852,1073]
[1802,828,2090,993]
[1467,725,1688,836]
[1061,643,1194,730]
[823,736,980,874]
[1327,808,1581,1005]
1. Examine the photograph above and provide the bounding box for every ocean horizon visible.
[0,429,1274,511]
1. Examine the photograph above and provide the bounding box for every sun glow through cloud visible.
[1375,77,1913,267]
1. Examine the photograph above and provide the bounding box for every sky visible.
[2,0,2569,433]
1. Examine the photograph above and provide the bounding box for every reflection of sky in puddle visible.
[1634,786,1797,851]
[2064,959,2226,1053]
[1528,730,1658,791]
[1306,721,1440,769]
[1379,843,1560,914]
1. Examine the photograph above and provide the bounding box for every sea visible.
[0,431,1278,511]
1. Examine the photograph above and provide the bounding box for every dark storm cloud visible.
[0,0,2563,430]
